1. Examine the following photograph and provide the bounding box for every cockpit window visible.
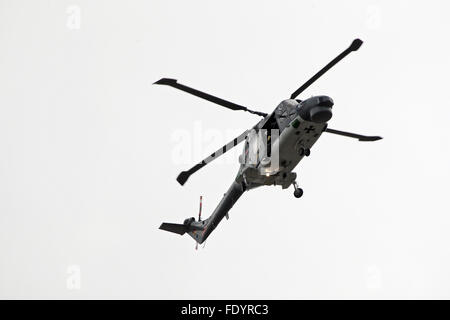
[275,100,298,130]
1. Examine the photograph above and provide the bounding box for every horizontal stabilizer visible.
[159,223,187,235]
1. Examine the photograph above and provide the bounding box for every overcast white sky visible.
[1,0,450,299]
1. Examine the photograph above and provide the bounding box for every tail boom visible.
[159,181,245,244]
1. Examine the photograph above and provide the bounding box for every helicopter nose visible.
[297,96,333,123]
[310,105,333,123]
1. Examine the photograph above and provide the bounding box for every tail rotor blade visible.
[198,196,203,222]
[195,196,203,250]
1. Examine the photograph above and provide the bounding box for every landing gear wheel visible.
[292,181,303,198]
[304,148,311,157]
[294,188,303,198]
[298,147,305,156]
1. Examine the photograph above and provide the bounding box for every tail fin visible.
[159,181,245,245]
[187,218,210,244]
[160,196,209,244]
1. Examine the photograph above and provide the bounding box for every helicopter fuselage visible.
[157,38,383,246]
[184,96,334,244]
[236,97,331,190]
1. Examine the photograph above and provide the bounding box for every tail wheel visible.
[294,188,303,198]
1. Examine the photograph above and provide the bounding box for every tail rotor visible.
[195,196,203,250]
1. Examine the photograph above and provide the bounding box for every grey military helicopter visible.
[156,39,382,246]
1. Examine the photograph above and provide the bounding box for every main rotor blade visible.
[325,128,382,141]
[177,130,249,186]
[290,39,363,99]
[154,78,267,117]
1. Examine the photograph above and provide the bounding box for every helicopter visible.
[156,38,382,246]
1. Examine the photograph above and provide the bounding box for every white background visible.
[1,0,450,299]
